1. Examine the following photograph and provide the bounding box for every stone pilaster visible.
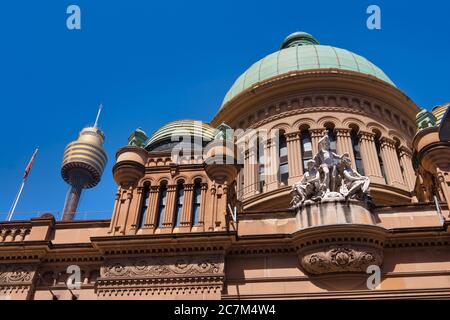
[130,186,144,231]
[199,183,208,227]
[177,183,193,232]
[118,189,133,234]
[145,186,160,230]
[160,185,177,231]
[286,131,302,184]
[108,189,122,234]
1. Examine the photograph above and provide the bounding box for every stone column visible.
[145,185,160,230]
[244,142,258,197]
[358,131,385,184]
[335,128,356,168]
[310,129,326,156]
[118,189,133,234]
[437,170,450,211]
[380,137,405,189]
[399,146,416,192]
[286,131,302,185]
[130,186,144,232]
[208,181,217,231]
[161,185,177,231]
[179,183,193,231]
[110,188,131,235]
[264,138,278,192]
[108,189,122,234]
[199,183,208,227]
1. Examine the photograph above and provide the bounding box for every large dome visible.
[221,32,395,109]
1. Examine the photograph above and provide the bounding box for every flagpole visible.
[7,179,26,221]
[6,147,39,222]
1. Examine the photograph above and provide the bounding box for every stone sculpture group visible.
[291,133,371,209]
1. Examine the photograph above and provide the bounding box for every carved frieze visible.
[97,255,225,297]
[100,255,224,279]
[0,264,35,285]
[299,245,383,275]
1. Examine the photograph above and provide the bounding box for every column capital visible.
[167,185,178,192]
[247,146,257,157]
[265,139,273,148]
[380,137,396,149]
[398,146,413,158]
[285,131,301,142]
[309,128,326,138]
[184,183,194,191]
[334,127,352,137]
[150,186,160,193]
[358,131,376,141]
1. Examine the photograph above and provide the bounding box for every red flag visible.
[23,147,39,180]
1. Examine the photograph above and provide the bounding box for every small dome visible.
[280,32,320,48]
[432,103,450,126]
[146,120,216,151]
[220,32,395,109]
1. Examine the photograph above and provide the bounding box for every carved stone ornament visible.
[299,245,383,275]
[100,255,224,279]
[0,265,35,285]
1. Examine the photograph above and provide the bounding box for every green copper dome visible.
[221,32,396,108]
[146,120,216,151]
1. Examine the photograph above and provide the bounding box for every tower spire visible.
[94,103,103,128]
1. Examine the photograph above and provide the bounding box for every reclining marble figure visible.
[291,160,321,208]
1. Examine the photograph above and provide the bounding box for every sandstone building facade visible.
[1,32,449,300]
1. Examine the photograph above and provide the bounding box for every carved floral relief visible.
[0,265,35,285]
[299,245,383,275]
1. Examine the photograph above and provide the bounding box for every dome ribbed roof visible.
[220,32,395,109]
[146,120,216,151]
[432,103,450,126]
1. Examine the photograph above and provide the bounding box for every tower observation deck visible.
[61,107,107,221]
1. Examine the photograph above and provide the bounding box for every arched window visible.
[351,129,365,175]
[279,132,289,184]
[300,130,313,172]
[375,138,387,183]
[257,136,265,192]
[156,182,167,227]
[191,180,202,225]
[173,181,185,226]
[326,126,337,153]
[138,183,150,228]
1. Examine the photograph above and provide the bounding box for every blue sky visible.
[0,1,449,220]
